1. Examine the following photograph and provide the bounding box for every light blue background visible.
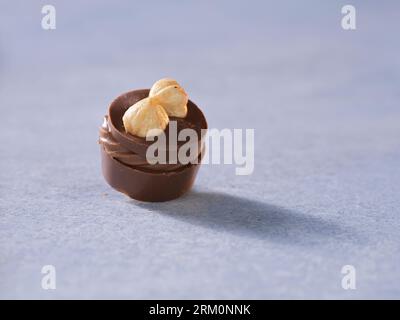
[0,0,399,299]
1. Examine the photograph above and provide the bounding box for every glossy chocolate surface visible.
[99,89,207,201]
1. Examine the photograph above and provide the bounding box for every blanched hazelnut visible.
[149,78,188,118]
[122,97,169,138]
[151,85,188,118]
[149,78,179,97]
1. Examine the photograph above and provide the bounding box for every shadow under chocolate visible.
[135,190,363,245]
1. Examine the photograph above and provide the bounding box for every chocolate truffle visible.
[99,87,207,202]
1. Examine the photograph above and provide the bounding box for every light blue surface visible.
[0,0,399,299]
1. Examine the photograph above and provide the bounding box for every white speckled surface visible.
[0,0,399,299]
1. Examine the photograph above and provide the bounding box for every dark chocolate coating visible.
[100,89,207,202]
[101,146,201,202]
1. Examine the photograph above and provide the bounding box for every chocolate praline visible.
[99,89,207,202]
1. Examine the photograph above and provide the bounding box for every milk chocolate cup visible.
[100,89,207,202]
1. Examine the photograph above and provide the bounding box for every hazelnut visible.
[149,78,188,118]
[122,97,169,138]
[149,78,179,97]
[151,85,188,118]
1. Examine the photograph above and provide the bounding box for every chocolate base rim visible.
[101,145,201,202]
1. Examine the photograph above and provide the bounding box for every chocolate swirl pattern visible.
[99,116,186,172]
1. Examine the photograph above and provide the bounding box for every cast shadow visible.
[135,190,359,245]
